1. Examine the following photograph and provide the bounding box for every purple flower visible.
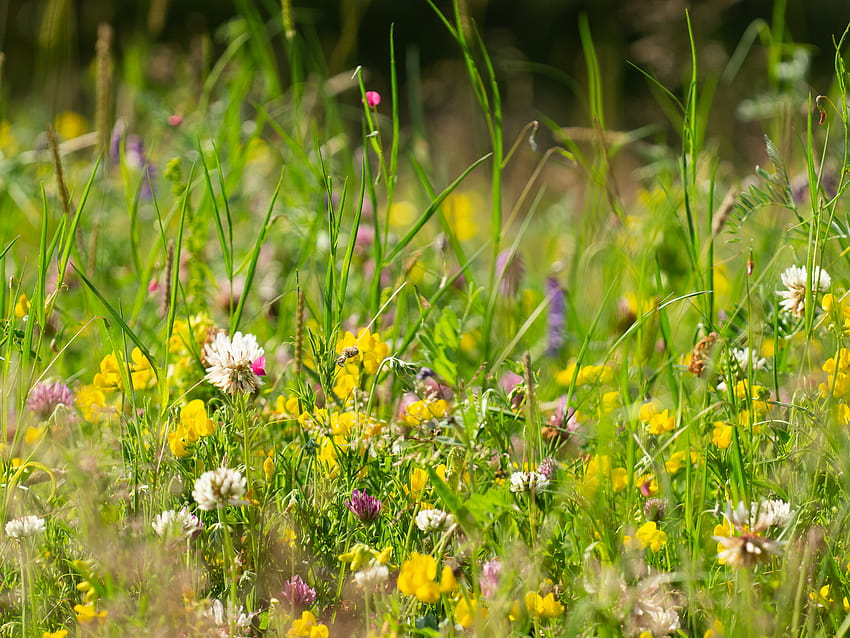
[27,381,75,420]
[280,575,316,609]
[545,277,566,357]
[538,457,559,480]
[480,559,502,598]
[345,489,382,524]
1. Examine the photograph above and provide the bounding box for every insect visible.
[335,346,359,367]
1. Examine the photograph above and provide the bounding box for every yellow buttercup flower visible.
[42,631,68,638]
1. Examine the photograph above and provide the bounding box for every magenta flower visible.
[27,381,76,420]
[364,91,381,108]
[280,575,316,609]
[251,356,267,377]
[345,489,382,523]
[480,559,502,598]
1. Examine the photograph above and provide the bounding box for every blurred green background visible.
[1,0,850,167]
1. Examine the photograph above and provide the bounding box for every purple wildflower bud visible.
[345,489,382,524]
[27,381,76,420]
[538,457,559,480]
[545,277,566,357]
[644,498,668,522]
[280,575,316,609]
[496,250,524,298]
[480,559,502,598]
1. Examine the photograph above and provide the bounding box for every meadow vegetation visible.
[2,1,850,636]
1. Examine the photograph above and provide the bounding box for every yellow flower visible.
[24,426,45,445]
[14,293,30,318]
[639,401,675,434]
[555,363,613,387]
[439,565,459,593]
[389,200,416,228]
[336,328,390,375]
[167,427,191,457]
[402,398,450,426]
[397,553,440,603]
[455,595,487,628]
[713,518,734,564]
[76,384,108,422]
[712,422,733,449]
[288,611,328,638]
[583,455,628,494]
[602,391,620,413]
[704,619,724,638]
[181,400,215,438]
[263,454,275,482]
[624,521,667,551]
[74,602,107,624]
[665,450,687,474]
[43,631,68,638]
[54,111,88,139]
[524,591,564,618]
[129,347,156,389]
[94,353,123,391]
[443,191,479,241]
[409,468,429,500]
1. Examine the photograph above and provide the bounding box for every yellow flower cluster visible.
[93,347,156,391]
[397,553,458,603]
[338,543,393,571]
[168,313,214,391]
[822,294,850,335]
[76,385,109,422]
[821,348,850,399]
[582,455,628,494]
[287,611,328,638]
[711,422,733,449]
[74,579,107,625]
[639,401,675,435]
[624,521,667,551]
[402,398,450,426]
[167,400,216,457]
[555,362,614,387]
[524,591,565,618]
[334,328,390,399]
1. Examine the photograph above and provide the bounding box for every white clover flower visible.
[203,331,266,395]
[751,499,793,531]
[777,265,831,317]
[509,470,549,494]
[354,559,389,591]
[152,507,204,540]
[5,515,45,539]
[415,508,456,532]
[192,467,248,511]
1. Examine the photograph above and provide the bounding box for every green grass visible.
[2,1,850,636]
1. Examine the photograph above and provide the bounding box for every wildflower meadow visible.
[3,1,850,636]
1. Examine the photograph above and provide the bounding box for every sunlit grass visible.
[2,2,850,637]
